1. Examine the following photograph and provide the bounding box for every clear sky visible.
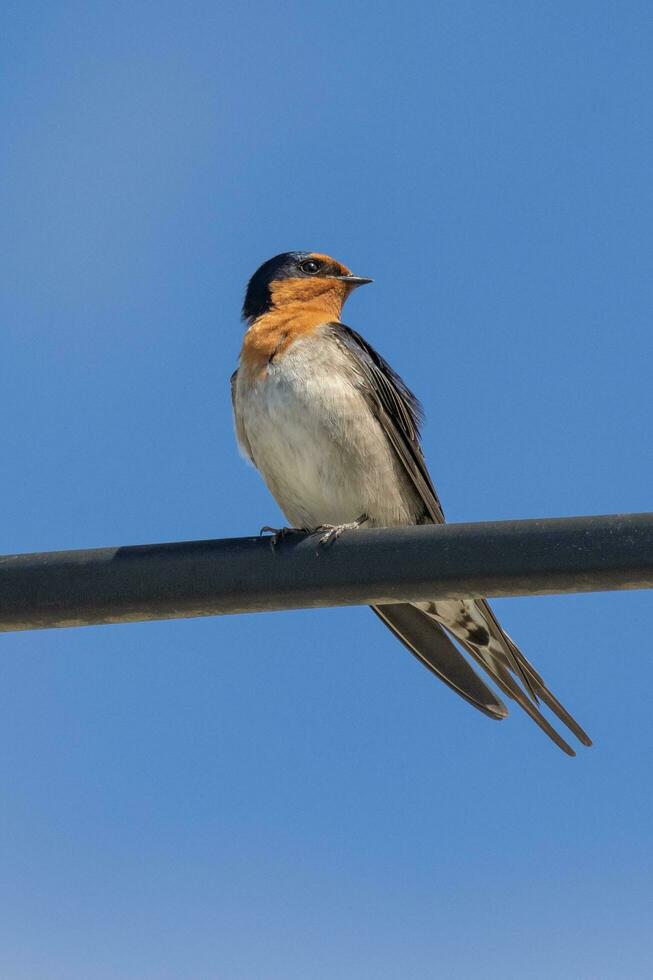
[2,2,652,978]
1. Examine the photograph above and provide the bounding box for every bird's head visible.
[242,251,372,323]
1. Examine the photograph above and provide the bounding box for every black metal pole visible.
[0,513,652,633]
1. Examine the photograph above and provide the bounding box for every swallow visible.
[231,251,591,755]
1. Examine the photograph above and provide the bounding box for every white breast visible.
[233,328,421,529]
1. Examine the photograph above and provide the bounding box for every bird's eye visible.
[300,259,320,275]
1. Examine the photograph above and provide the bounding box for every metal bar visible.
[0,513,652,633]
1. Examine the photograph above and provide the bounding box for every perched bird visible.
[231,251,591,755]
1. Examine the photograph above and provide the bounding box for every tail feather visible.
[453,634,578,756]
[374,596,590,756]
[502,634,592,747]
[476,598,539,701]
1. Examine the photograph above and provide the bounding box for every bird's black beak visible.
[333,275,373,287]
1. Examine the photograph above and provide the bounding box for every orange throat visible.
[240,277,349,378]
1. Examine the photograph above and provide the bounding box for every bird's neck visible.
[240,284,346,378]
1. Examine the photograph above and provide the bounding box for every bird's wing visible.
[330,324,446,524]
[331,323,532,684]
[331,323,590,753]
[371,603,508,719]
[230,368,255,463]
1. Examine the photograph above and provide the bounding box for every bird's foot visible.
[315,514,368,547]
[259,524,307,549]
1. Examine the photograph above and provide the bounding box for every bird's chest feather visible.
[235,331,385,526]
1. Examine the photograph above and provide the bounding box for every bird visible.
[231,250,591,756]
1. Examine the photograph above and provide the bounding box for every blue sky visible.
[2,2,652,977]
